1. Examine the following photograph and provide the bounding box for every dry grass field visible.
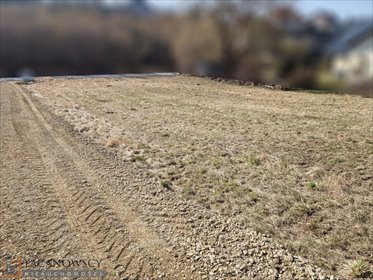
[7,75,373,278]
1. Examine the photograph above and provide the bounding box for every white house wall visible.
[332,36,373,84]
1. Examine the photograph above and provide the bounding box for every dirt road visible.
[1,83,194,279]
[1,81,337,279]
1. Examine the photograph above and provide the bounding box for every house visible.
[269,8,338,56]
[308,11,338,34]
[326,20,373,85]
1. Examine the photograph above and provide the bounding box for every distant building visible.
[270,9,338,54]
[326,20,373,84]
[308,11,338,34]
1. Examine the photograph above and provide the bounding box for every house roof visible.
[325,19,373,55]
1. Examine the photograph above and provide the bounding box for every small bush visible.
[130,155,145,162]
[245,191,259,206]
[308,181,317,190]
[249,155,260,166]
[294,204,316,217]
[160,180,173,190]
[183,186,196,197]
[350,259,371,278]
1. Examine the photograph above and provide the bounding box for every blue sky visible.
[146,0,373,20]
[296,0,373,19]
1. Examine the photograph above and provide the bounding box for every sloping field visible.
[1,75,372,279]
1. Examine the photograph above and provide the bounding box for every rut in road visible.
[1,84,92,261]
[1,84,193,279]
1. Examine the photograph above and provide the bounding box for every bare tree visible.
[209,0,276,77]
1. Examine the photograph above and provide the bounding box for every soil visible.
[1,76,371,279]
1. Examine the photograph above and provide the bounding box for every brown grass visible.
[26,75,373,278]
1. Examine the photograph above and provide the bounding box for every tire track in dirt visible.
[10,84,192,279]
[0,84,91,261]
